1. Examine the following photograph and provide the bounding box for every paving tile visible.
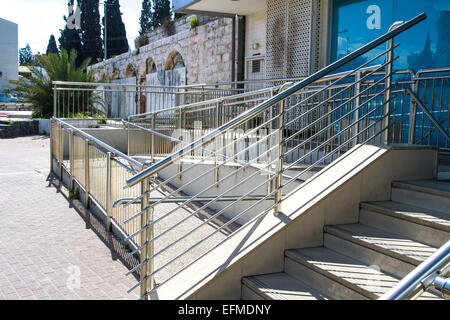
[0,137,139,300]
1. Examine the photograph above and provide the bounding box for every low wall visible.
[62,127,128,158]
[0,120,38,138]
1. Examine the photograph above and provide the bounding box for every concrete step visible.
[242,273,329,300]
[324,224,437,266]
[323,232,416,279]
[285,247,440,300]
[360,201,450,247]
[391,180,450,213]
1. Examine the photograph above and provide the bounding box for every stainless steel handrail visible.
[380,241,450,300]
[126,13,427,188]
[113,194,277,208]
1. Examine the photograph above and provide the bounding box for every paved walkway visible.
[0,136,139,300]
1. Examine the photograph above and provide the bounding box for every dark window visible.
[252,60,261,73]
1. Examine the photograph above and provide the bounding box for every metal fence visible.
[50,118,144,250]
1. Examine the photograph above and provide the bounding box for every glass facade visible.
[331,0,450,72]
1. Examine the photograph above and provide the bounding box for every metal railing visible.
[109,14,429,299]
[52,81,254,119]
[380,240,450,300]
[125,65,409,165]
[50,118,146,249]
[408,68,450,149]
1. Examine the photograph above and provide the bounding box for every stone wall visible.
[138,15,217,46]
[88,17,234,85]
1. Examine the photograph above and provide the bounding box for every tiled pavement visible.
[0,136,139,300]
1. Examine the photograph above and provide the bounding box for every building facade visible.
[0,18,18,91]
[174,0,450,78]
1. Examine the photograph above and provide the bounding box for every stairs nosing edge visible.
[360,202,450,233]
[392,181,450,198]
[242,277,287,300]
[285,250,376,299]
[323,225,423,266]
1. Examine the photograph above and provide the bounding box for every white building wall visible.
[245,8,267,58]
[0,18,18,90]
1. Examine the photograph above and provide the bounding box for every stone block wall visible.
[88,17,234,85]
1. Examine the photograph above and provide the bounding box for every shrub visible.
[189,17,199,30]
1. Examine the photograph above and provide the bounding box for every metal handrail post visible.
[84,139,90,209]
[178,108,183,179]
[127,121,131,156]
[353,71,362,146]
[49,119,53,174]
[383,29,396,144]
[408,78,419,144]
[69,129,74,191]
[151,115,156,163]
[59,123,63,180]
[53,83,57,117]
[106,152,112,232]
[214,100,221,185]
[140,175,153,299]
[274,98,285,216]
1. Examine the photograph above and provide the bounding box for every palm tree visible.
[14,48,94,118]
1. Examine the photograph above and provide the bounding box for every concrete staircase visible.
[242,180,450,300]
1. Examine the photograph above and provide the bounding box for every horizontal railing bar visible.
[53,81,248,91]
[114,194,276,208]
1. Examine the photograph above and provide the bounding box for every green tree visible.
[19,44,33,66]
[103,0,129,59]
[59,27,83,66]
[13,48,94,118]
[151,0,171,28]
[139,0,153,35]
[79,0,103,64]
[46,35,59,55]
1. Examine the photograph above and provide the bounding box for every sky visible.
[0,0,143,54]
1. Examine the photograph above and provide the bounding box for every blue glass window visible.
[331,0,450,72]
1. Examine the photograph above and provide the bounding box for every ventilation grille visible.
[266,0,287,79]
[266,0,322,78]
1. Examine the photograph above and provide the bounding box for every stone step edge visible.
[285,249,376,300]
[241,276,288,300]
[360,202,450,233]
[392,181,450,199]
[323,225,425,266]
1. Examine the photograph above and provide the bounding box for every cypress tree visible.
[139,0,153,35]
[46,35,59,55]
[151,0,171,28]
[59,1,83,66]
[103,0,129,59]
[79,0,103,64]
